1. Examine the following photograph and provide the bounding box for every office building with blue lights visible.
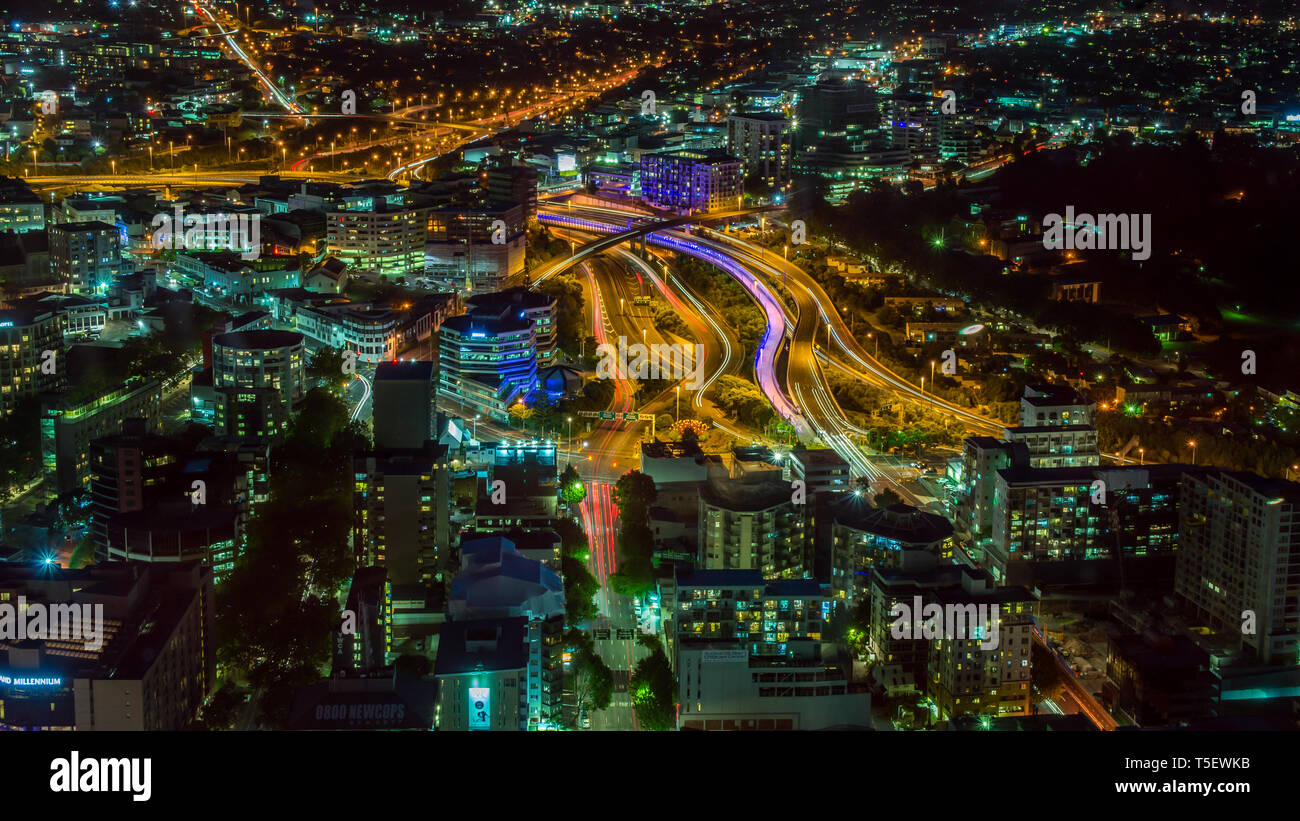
[437,312,537,422]
[640,149,743,213]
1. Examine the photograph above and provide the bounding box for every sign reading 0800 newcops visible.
[468,687,490,729]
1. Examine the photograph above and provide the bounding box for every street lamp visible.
[675,385,681,422]
[930,359,936,388]
[566,416,573,464]
[921,375,926,395]
[1188,440,1197,465]
[1138,448,1145,466]
[473,414,480,440]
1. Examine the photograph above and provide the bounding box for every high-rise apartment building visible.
[987,464,1189,587]
[41,379,163,500]
[0,176,45,233]
[372,360,435,450]
[49,220,121,295]
[0,304,63,415]
[867,551,1037,719]
[424,203,526,294]
[698,474,806,578]
[211,329,306,440]
[353,443,452,588]
[0,561,215,731]
[1175,471,1300,664]
[333,566,394,674]
[665,568,870,729]
[486,163,539,220]
[726,112,792,188]
[828,495,954,605]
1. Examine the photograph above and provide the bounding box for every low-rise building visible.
[175,251,300,303]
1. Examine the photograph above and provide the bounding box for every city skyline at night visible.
[0,1,1297,801]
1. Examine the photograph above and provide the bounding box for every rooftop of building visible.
[647,147,742,164]
[790,447,849,468]
[0,302,60,326]
[828,495,953,544]
[1110,632,1212,672]
[49,219,118,233]
[212,328,304,350]
[441,313,532,335]
[700,475,794,512]
[729,110,790,122]
[1005,424,1097,435]
[458,528,560,553]
[0,176,40,204]
[1199,470,1300,504]
[763,578,824,597]
[732,445,775,464]
[354,443,447,473]
[1021,382,1091,407]
[674,567,766,589]
[181,251,300,274]
[642,438,704,460]
[0,561,209,680]
[465,285,555,314]
[450,537,564,619]
[286,674,436,730]
[672,568,823,599]
[266,287,347,307]
[435,617,528,675]
[375,360,434,382]
[227,310,269,331]
[995,462,1201,486]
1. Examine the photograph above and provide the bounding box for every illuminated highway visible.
[191,2,305,115]
[537,209,806,439]
[537,204,978,494]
